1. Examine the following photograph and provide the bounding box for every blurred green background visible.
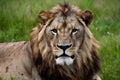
[0,0,120,80]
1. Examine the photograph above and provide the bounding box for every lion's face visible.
[31,4,94,66]
[45,12,85,65]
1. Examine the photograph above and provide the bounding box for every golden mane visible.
[30,3,101,80]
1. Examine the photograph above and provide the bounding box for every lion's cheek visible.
[55,57,74,65]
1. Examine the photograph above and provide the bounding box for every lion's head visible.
[30,3,100,80]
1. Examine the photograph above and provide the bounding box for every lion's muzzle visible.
[55,44,75,65]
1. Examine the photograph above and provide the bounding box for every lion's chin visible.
[55,57,74,65]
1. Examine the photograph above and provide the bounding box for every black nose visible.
[57,44,72,50]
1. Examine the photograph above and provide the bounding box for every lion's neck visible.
[36,60,95,80]
[38,62,79,80]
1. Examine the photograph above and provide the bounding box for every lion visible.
[0,3,101,80]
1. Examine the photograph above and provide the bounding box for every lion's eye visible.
[71,29,78,34]
[51,29,58,34]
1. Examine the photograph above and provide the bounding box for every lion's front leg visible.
[92,74,101,80]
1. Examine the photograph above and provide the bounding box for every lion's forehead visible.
[55,13,78,23]
[50,14,81,31]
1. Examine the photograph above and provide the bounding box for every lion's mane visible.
[30,3,100,80]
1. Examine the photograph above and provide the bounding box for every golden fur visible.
[0,3,101,80]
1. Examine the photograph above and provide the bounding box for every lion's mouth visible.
[55,53,75,59]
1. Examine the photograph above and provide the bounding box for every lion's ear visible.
[80,10,93,26]
[38,11,53,24]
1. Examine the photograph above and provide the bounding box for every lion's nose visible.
[57,44,72,50]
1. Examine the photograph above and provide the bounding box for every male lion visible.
[0,3,101,80]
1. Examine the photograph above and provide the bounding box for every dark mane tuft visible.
[59,3,71,17]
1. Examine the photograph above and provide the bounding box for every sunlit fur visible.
[30,3,101,80]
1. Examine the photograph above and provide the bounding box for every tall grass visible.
[0,0,120,80]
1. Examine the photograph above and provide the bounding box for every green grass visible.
[0,76,16,80]
[0,77,2,80]
[0,0,120,80]
[10,76,16,80]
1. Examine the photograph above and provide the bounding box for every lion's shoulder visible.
[0,41,32,80]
